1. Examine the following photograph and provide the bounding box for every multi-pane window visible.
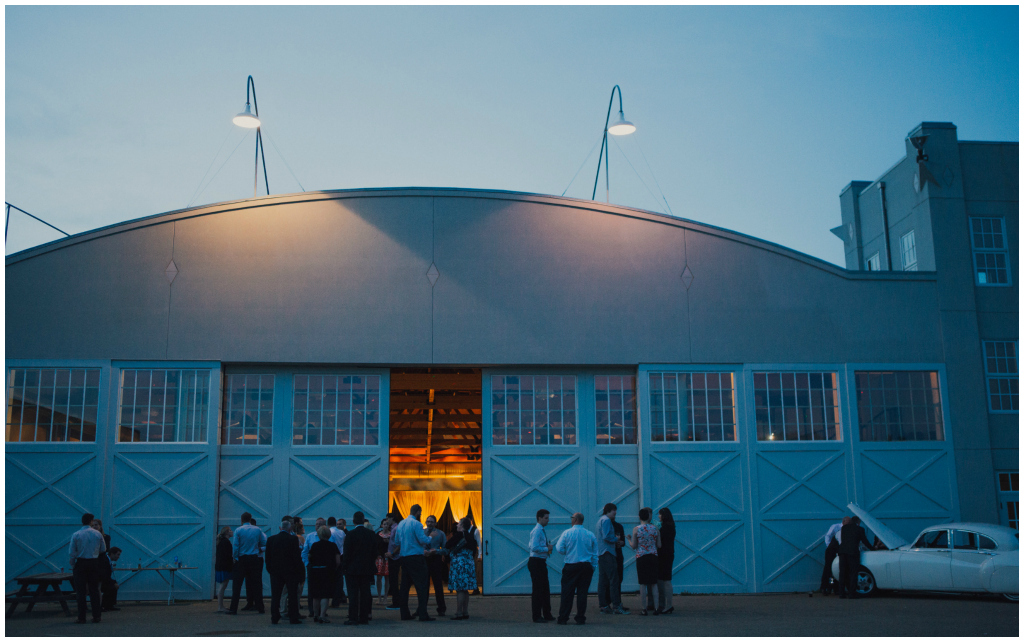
[865,253,881,271]
[998,472,1018,530]
[293,375,380,445]
[649,372,737,442]
[753,372,840,441]
[983,341,1018,413]
[6,368,100,442]
[223,375,274,445]
[971,217,1011,285]
[491,375,576,445]
[595,375,637,445]
[900,230,917,271]
[118,369,210,443]
[855,371,944,442]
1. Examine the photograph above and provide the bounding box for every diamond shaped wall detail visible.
[426,262,440,287]
[165,260,178,284]
[681,264,694,289]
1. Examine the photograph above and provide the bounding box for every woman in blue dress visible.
[445,517,478,620]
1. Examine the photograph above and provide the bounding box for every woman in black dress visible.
[656,508,676,614]
[215,527,233,613]
[308,526,340,623]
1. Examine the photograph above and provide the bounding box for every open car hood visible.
[848,502,909,550]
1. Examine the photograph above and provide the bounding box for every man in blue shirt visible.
[527,509,555,623]
[302,517,326,617]
[68,512,106,623]
[227,512,267,615]
[328,517,348,607]
[424,515,447,617]
[554,512,598,625]
[596,503,629,614]
[394,504,436,621]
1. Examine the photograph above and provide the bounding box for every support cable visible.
[263,131,306,192]
[610,137,667,215]
[186,126,237,208]
[4,202,70,240]
[191,130,253,206]
[561,136,603,197]
[631,132,675,217]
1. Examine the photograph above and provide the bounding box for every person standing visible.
[386,513,403,609]
[394,504,436,622]
[265,518,304,625]
[302,518,326,618]
[469,518,483,595]
[282,518,306,619]
[596,503,629,615]
[308,526,340,623]
[215,527,234,613]
[555,512,598,625]
[241,517,264,611]
[527,509,555,623]
[99,547,121,612]
[68,512,106,624]
[227,512,267,615]
[424,515,448,616]
[342,511,377,625]
[374,517,391,605]
[655,508,676,615]
[838,516,871,599]
[820,517,847,595]
[445,517,478,620]
[328,517,348,607]
[627,508,661,615]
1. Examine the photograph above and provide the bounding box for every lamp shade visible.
[232,103,261,128]
[608,111,636,136]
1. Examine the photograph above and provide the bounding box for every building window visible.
[649,372,736,442]
[118,369,210,443]
[971,217,1011,285]
[855,371,944,441]
[983,341,1018,413]
[6,368,101,442]
[997,471,1019,530]
[223,374,274,445]
[865,253,881,271]
[900,230,917,271]
[293,375,381,445]
[491,375,576,445]
[595,375,637,445]
[753,372,840,441]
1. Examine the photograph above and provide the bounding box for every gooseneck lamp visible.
[592,85,636,203]
[233,75,269,197]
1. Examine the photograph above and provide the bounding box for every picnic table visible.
[6,572,74,617]
[116,566,199,605]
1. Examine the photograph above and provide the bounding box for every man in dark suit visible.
[343,511,377,625]
[265,518,304,624]
[99,547,121,612]
[837,516,872,599]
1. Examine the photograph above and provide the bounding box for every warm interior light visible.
[608,111,636,136]
[233,103,261,128]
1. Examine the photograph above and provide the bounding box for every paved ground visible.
[5,591,1018,637]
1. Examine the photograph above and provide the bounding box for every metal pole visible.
[4,202,71,237]
[592,85,624,202]
[245,76,269,197]
[5,204,10,243]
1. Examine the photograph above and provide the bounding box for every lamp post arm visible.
[244,75,270,196]
[592,85,623,201]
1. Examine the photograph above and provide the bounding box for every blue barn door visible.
[218,368,389,595]
[105,362,221,601]
[483,372,586,594]
[5,361,111,591]
[638,366,754,594]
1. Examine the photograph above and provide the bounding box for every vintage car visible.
[832,503,1019,601]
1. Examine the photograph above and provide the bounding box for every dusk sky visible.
[5,5,1019,261]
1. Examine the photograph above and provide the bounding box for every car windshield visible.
[914,530,948,549]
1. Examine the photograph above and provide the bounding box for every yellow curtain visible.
[448,491,472,523]
[468,492,483,533]
[422,492,450,523]
[390,491,426,519]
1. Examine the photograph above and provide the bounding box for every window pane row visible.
[292,375,381,446]
[971,217,1011,285]
[491,375,576,445]
[855,371,943,442]
[119,369,210,443]
[595,375,637,444]
[753,372,840,441]
[650,372,737,442]
[6,368,101,442]
[222,374,274,445]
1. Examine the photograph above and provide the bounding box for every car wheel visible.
[855,567,877,597]
[1003,594,1018,602]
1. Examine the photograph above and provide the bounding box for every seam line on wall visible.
[165,221,176,359]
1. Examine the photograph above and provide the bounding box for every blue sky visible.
[5,6,1019,261]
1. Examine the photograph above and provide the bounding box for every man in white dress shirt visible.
[554,512,598,625]
[68,512,107,623]
[527,509,555,623]
[820,517,848,595]
[227,512,267,614]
